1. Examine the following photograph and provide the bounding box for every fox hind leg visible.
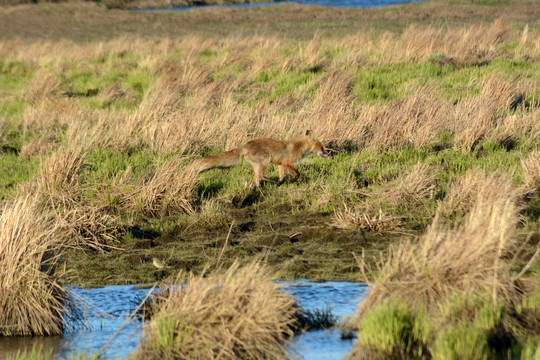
[246,159,261,187]
[259,163,276,184]
[278,165,286,184]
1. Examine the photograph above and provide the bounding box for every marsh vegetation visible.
[0,0,539,358]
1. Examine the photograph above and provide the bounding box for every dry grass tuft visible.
[0,196,79,336]
[438,170,525,224]
[124,157,197,216]
[333,206,401,233]
[35,146,84,206]
[375,163,437,208]
[521,150,540,196]
[18,147,121,252]
[364,87,448,150]
[137,260,297,360]
[356,178,522,319]
[26,71,61,103]
[59,206,121,253]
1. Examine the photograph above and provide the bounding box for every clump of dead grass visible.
[0,196,80,336]
[33,146,84,206]
[358,179,521,317]
[347,171,533,358]
[438,170,525,224]
[374,163,437,209]
[17,147,122,252]
[392,18,511,65]
[333,206,401,233]
[26,71,61,104]
[123,157,197,216]
[59,206,121,253]
[521,150,540,196]
[363,86,449,150]
[136,260,297,360]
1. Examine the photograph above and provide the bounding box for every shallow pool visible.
[135,0,427,11]
[0,281,367,360]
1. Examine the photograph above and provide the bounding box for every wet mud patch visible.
[60,202,407,287]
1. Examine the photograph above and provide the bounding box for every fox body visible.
[191,130,329,186]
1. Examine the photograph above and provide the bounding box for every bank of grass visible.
[346,172,540,359]
[0,196,81,336]
[136,260,298,360]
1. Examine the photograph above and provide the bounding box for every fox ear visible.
[305,130,312,137]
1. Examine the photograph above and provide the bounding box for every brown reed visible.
[0,196,80,336]
[521,150,540,196]
[137,260,298,360]
[355,171,522,319]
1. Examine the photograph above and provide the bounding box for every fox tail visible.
[188,147,244,175]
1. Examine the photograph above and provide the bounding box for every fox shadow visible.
[197,182,226,199]
[232,188,263,208]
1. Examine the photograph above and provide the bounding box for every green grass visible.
[356,300,429,357]
[7,346,98,360]
[352,62,442,102]
[356,291,540,360]
[0,153,39,200]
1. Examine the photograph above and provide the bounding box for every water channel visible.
[136,0,427,11]
[0,281,368,360]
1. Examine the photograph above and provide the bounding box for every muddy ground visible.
[60,190,402,287]
[1,1,539,43]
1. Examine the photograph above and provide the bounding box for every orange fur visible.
[190,130,329,186]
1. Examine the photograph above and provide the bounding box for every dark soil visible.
[60,198,403,287]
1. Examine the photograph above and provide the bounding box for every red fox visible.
[189,130,329,186]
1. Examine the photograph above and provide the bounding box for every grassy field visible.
[0,0,539,357]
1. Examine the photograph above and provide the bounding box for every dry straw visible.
[438,170,525,224]
[137,260,297,360]
[355,170,522,320]
[123,157,197,216]
[18,147,121,252]
[0,196,80,336]
[521,150,540,196]
[333,206,401,233]
[371,163,437,208]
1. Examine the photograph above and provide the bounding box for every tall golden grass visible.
[17,146,122,251]
[137,260,297,359]
[356,172,522,317]
[346,169,535,358]
[521,150,540,196]
[0,196,80,336]
[123,157,197,216]
[437,170,525,224]
[0,19,536,159]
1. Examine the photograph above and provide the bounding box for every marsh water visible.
[138,0,427,11]
[0,281,367,360]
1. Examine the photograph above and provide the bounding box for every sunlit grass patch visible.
[347,166,539,359]
[0,196,81,336]
[521,150,540,196]
[137,260,298,360]
[333,207,402,233]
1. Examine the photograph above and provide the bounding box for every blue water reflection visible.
[135,0,427,11]
[0,281,367,360]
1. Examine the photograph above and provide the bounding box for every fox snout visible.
[315,146,330,158]
[319,149,330,158]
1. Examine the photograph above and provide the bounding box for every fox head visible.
[305,130,329,158]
